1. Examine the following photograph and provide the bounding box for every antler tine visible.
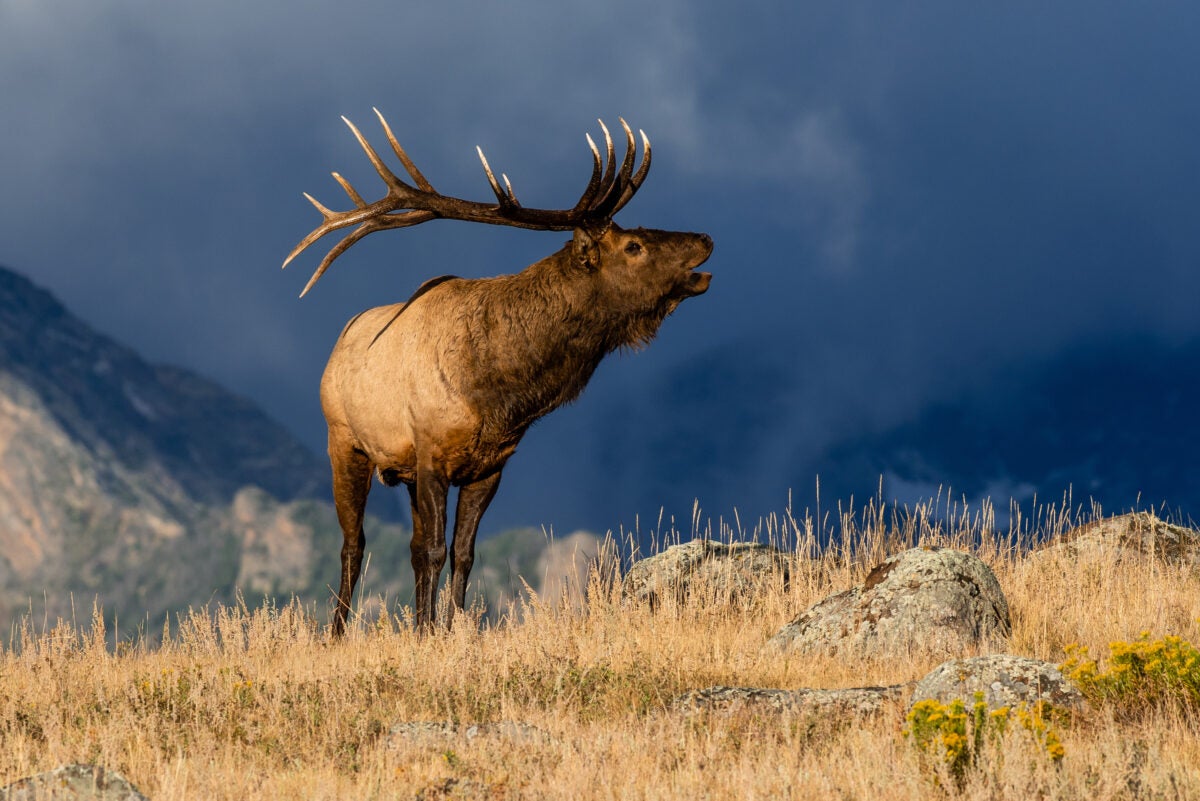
[476,147,518,207]
[610,129,652,214]
[617,118,637,180]
[591,119,639,217]
[298,222,377,297]
[332,172,368,207]
[596,120,617,206]
[572,133,605,213]
[342,115,407,194]
[373,107,435,192]
[631,129,652,190]
[281,193,346,269]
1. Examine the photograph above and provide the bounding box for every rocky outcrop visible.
[675,656,1085,721]
[767,547,1010,658]
[673,684,910,718]
[1031,512,1200,567]
[911,654,1084,712]
[621,539,790,607]
[0,764,148,801]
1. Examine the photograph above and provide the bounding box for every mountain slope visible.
[0,265,342,630]
[0,267,327,505]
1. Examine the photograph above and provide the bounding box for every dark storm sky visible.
[2,2,1197,535]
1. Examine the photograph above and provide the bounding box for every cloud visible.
[2,1,1199,533]
[782,111,868,272]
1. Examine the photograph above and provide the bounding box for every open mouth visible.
[686,269,712,295]
[683,235,713,295]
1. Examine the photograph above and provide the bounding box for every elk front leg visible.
[407,468,450,631]
[448,470,503,625]
[329,440,373,638]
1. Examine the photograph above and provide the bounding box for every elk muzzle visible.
[685,233,714,296]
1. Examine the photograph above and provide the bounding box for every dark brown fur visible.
[321,223,712,633]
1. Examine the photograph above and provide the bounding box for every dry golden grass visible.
[2,496,1199,799]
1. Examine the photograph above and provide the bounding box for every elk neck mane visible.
[447,241,672,436]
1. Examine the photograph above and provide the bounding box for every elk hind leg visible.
[329,438,372,637]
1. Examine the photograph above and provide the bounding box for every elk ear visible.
[572,227,601,271]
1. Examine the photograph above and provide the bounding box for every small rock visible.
[0,764,148,801]
[767,547,1010,658]
[387,720,551,747]
[674,684,910,718]
[621,539,789,607]
[416,777,492,800]
[911,654,1084,712]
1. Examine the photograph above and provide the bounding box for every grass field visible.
[2,495,1198,799]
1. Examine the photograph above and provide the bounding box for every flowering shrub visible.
[904,693,1064,786]
[1061,632,1200,713]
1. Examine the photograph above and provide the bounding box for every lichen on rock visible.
[767,546,1010,658]
[911,654,1084,712]
[621,539,790,608]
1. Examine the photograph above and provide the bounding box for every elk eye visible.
[624,241,643,256]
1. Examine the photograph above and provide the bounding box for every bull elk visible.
[284,109,712,634]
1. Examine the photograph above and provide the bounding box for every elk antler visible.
[283,109,652,296]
